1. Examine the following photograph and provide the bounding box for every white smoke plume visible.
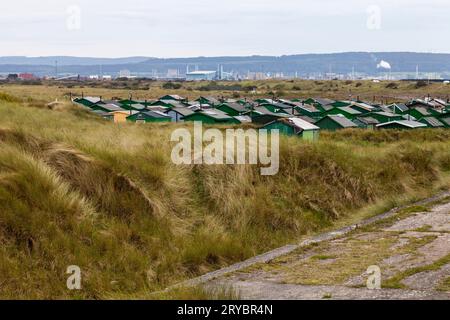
[377,60,391,69]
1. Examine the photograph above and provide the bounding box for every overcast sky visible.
[1,0,449,58]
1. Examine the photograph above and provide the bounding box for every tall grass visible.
[0,94,449,299]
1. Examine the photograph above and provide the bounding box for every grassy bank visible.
[0,92,449,299]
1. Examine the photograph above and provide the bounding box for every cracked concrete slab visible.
[166,192,450,300]
[402,264,450,290]
[212,280,450,300]
[385,203,450,233]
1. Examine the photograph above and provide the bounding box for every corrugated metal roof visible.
[421,117,444,127]
[200,96,220,103]
[314,98,335,106]
[439,117,450,126]
[373,111,399,117]
[278,99,296,106]
[350,101,376,111]
[130,103,147,110]
[234,116,252,123]
[221,102,247,112]
[402,114,417,121]
[287,117,320,130]
[327,115,358,128]
[408,99,434,108]
[169,107,195,117]
[413,107,431,116]
[160,100,186,108]
[431,98,447,106]
[252,107,289,117]
[90,110,110,117]
[298,116,317,124]
[338,107,362,115]
[99,104,125,112]
[377,120,427,128]
[321,104,335,111]
[148,106,168,113]
[201,109,233,120]
[356,116,379,125]
[84,96,102,104]
[259,102,290,109]
[378,106,392,113]
[141,111,171,118]
[257,99,276,104]
[297,103,321,113]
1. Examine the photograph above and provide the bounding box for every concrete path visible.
[169,192,450,300]
[202,194,450,300]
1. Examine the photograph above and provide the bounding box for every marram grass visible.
[0,93,449,299]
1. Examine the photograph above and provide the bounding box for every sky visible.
[1,0,449,58]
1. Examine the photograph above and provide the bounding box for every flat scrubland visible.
[1,79,449,103]
[0,88,449,299]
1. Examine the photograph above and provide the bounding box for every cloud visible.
[0,0,448,57]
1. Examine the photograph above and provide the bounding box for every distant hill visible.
[0,56,151,66]
[1,52,449,77]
